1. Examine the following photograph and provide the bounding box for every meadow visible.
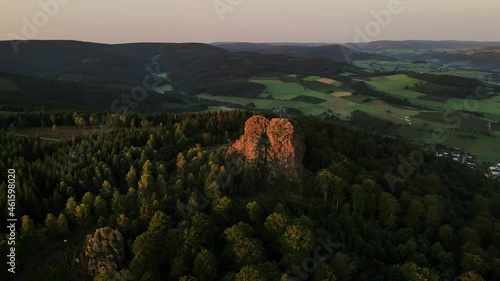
[354,58,497,81]
[399,126,500,163]
[250,79,327,99]
[413,111,491,133]
[366,74,500,115]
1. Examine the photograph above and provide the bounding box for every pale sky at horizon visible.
[1,0,499,44]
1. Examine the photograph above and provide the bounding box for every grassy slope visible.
[399,126,500,163]
[251,80,328,99]
[366,74,500,115]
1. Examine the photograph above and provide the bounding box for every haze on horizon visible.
[2,0,499,44]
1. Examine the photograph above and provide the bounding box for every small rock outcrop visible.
[228,115,305,182]
[80,227,126,277]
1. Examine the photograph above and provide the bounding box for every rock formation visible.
[80,227,126,277]
[227,115,305,182]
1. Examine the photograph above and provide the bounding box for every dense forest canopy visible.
[1,110,499,280]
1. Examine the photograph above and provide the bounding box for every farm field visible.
[369,74,423,89]
[443,70,495,80]
[331,92,352,97]
[317,78,336,85]
[413,111,491,133]
[342,94,371,103]
[345,105,386,116]
[249,79,281,83]
[318,96,358,117]
[413,97,500,115]
[366,74,500,115]
[251,80,328,100]
[376,114,411,125]
[365,75,424,99]
[399,126,500,163]
[303,75,321,81]
[363,100,420,118]
[197,93,277,107]
[354,60,438,73]
[486,114,500,122]
[196,93,329,116]
[354,59,497,81]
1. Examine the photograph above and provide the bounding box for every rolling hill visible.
[346,40,500,51]
[0,40,354,111]
[212,42,389,63]
[345,41,500,72]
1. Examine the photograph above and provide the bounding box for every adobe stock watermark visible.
[285,235,341,280]
[213,0,244,21]
[7,0,72,54]
[342,0,407,65]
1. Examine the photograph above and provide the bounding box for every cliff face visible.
[227,115,305,182]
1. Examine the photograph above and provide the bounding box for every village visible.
[487,163,500,180]
[435,148,500,181]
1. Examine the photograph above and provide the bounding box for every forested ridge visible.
[1,110,499,281]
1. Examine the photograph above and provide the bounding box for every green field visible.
[345,104,386,116]
[363,100,421,117]
[486,114,500,122]
[251,80,330,100]
[414,111,491,132]
[196,93,329,116]
[342,94,371,103]
[366,74,500,115]
[354,59,497,81]
[412,97,500,115]
[197,93,276,107]
[399,126,500,163]
[302,75,321,81]
[354,60,438,73]
[366,75,424,99]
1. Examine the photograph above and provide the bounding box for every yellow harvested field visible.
[331,92,352,98]
[317,78,336,85]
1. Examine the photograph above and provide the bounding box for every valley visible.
[1,35,500,281]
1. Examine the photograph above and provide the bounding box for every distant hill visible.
[0,40,352,109]
[343,40,500,72]
[346,40,500,51]
[0,71,195,112]
[0,41,170,89]
[212,42,389,63]
[381,46,500,71]
[425,47,500,71]
[159,44,348,97]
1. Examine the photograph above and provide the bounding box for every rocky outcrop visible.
[227,115,305,182]
[80,227,126,277]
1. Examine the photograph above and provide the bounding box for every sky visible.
[1,0,499,43]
